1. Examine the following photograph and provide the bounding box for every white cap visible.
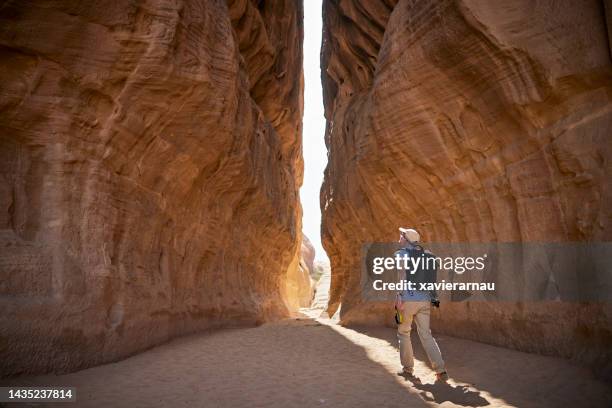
[399,227,420,243]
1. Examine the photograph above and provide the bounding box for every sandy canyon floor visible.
[2,309,611,408]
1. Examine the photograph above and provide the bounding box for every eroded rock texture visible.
[301,234,316,275]
[0,0,303,376]
[288,234,315,308]
[321,0,612,374]
[285,256,313,310]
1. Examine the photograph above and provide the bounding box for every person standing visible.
[395,227,448,381]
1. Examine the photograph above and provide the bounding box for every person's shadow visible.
[399,374,490,407]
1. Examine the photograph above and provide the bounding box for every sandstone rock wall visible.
[297,234,315,307]
[0,0,303,376]
[321,0,612,374]
[285,234,315,309]
[301,234,316,275]
[311,263,332,314]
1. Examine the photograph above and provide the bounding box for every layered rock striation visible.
[0,0,303,376]
[321,0,612,374]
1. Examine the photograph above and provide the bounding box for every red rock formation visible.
[321,0,612,373]
[286,234,315,309]
[301,233,316,274]
[0,0,303,376]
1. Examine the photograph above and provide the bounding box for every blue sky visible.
[301,0,328,262]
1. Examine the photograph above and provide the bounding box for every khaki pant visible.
[397,301,445,374]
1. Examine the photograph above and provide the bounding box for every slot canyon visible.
[1,0,611,407]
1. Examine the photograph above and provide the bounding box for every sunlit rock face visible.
[321,0,612,373]
[0,0,303,375]
[287,234,315,309]
[299,235,316,306]
[301,234,316,275]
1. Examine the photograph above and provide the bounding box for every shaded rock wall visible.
[0,0,303,376]
[321,0,612,373]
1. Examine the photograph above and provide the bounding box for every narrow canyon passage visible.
[3,309,610,408]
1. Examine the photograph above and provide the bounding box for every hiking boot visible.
[435,371,448,382]
[397,368,413,375]
[398,369,421,383]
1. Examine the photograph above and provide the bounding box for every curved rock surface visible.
[286,234,315,309]
[298,234,316,307]
[0,0,303,376]
[301,233,316,274]
[321,0,612,376]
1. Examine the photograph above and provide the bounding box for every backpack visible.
[404,245,438,294]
